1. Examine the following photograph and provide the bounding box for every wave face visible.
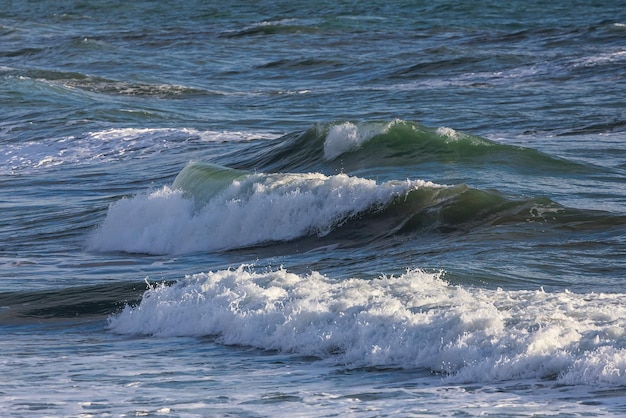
[109,266,626,385]
[226,119,585,174]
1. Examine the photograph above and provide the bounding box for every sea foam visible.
[89,171,434,254]
[1,128,278,174]
[323,121,396,160]
[109,266,626,386]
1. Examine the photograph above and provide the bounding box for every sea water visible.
[2,1,626,416]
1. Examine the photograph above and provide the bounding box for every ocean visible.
[2,0,626,416]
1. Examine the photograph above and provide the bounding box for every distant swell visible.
[221,20,321,38]
[4,68,211,98]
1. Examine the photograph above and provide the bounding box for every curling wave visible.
[88,162,438,254]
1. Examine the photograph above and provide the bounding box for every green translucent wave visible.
[225,119,588,174]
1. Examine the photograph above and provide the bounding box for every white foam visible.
[109,266,626,386]
[435,126,459,140]
[0,128,278,174]
[89,172,434,254]
[573,50,626,68]
[87,127,277,143]
[323,120,398,160]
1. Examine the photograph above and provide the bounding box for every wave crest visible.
[89,163,435,254]
[225,119,582,175]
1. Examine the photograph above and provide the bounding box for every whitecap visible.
[323,120,401,160]
[109,266,626,386]
[89,172,435,254]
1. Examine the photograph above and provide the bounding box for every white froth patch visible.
[323,121,398,160]
[89,173,432,254]
[435,126,459,140]
[573,50,626,68]
[88,186,195,254]
[109,266,626,386]
[1,128,277,174]
[87,127,277,143]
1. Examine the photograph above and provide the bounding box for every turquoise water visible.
[2,1,626,416]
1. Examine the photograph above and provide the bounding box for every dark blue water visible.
[2,1,626,415]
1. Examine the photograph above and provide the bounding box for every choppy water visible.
[2,1,626,416]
